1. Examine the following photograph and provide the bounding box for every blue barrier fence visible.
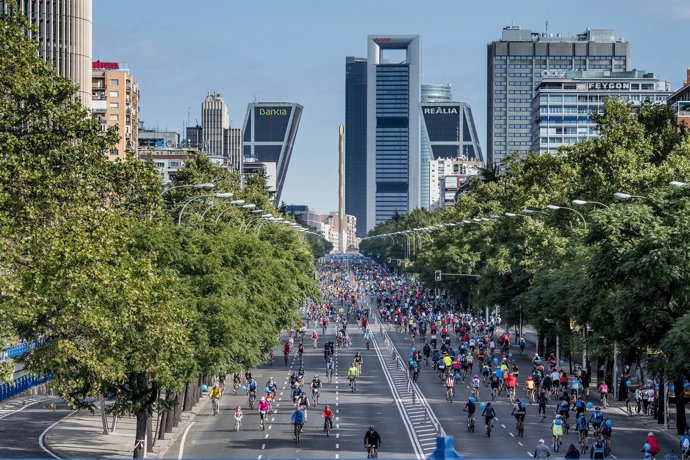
[0,374,51,402]
[1,339,43,360]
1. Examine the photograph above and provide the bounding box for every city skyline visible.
[93,0,689,214]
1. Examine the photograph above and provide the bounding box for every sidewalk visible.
[515,322,682,444]
[43,394,210,459]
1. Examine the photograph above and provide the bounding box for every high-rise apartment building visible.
[224,127,242,172]
[7,0,93,105]
[184,125,203,149]
[91,61,139,159]
[345,56,368,237]
[487,26,630,164]
[532,70,672,154]
[366,35,421,231]
[201,93,229,156]
[242,102,303,204]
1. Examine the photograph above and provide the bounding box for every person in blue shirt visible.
[291,384,303,403]
[680,428,690,460]
[291,408,305,435]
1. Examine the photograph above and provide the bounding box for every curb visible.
[40,408,78,459]
[154,396,211,459]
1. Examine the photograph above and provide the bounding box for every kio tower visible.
[366,35,421,231]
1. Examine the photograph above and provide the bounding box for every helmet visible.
[369,426,375,432]
[261,397,266,401]
[556,414,561,419]
[527,375,533,380]
[474,375,478,378]
[315,375,319,378]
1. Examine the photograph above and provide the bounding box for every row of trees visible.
[361,98,690,433]
[0,9,319,457]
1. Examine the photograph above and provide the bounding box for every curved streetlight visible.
[213,200,253,224]
[572,199,609,209]
[614,192,646,201]
[178,192,233,225]
[162,182,215,195]
[522,208,548,216]
[670,181,688,188]
[546,204,587,228]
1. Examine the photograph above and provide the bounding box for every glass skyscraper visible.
[345,57,368,237]
[420,84,452,209]
[242,102,303,204]
[487,26,630,165]
[366,35,421,231]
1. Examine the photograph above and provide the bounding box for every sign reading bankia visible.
[422,106,459,115]
[587,82,631,90]
[258,107,289,117]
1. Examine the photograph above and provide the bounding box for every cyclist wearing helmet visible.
[364,426,382,458]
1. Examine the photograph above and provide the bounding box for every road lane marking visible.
[528,452,534,457]
[501,424,506,428]
[264,433,269,438]
[509,432,514,437]
[336,433,339,438]
[261,444,265,450]
[176,421,196,460]
[518,442,523,446]
[38,408,78,459]
[268,425,272,430]
[336,443,339,449]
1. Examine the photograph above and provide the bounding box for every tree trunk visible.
[657,377,665,425]
[133,410,148,459]
[675,376,687,435]
[183,382,193,411]
[158,410,168,440]
[147,414,154,451]
[100,395,109,435]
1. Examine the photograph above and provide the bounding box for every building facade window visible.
[109,91,119,98]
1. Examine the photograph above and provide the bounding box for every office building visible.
[366,35,421,231]
[242,102,303,204]
[224,127,242,171]
[201,93,229,155]
[184,125,203,149]
[139,148,198,184]
[420,84,452,209]
[532,70,672,154]
[138,124,180,149]
[429,158,482,209]
[7,0,92,105]
[488,26,630,164]
[668,68,690,129]
[345,56,368,237]
[91,61,139,159]
[243,159,278,196]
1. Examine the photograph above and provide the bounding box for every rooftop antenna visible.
[545,20,549,35]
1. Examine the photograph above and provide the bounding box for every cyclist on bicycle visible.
[209,384,222,400]
[326,356,335,374]
[445,374,455,401]
[291,384,303,403]
[591,435,607,459]
[599,382,610,407]
[574,395,586,418]
[257,397,271,428]
[601,418,613,451]
[297,366,305,385]
[577,412,589,444]
[680,428,690,460]
[354,351,363,374]
[348,362,358,390]
[512,399,526,434]
[472,374,481,397]
[322,404,334,432]
[552,414,564,450]
[590,407,605,435]
[364,426,382,458]
[290,407,305,436]
[482,402,496,434]
[490,373,501,400]
[310,375,322,402]
[464,397,476,425]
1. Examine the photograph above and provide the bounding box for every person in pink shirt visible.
[258,396,271,430]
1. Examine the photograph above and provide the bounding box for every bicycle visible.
[579,431,589,454]
[446,387,455,403]
[491,387,499,401]
[516,418,525,437]
[601,393,609,408]
[356,362,362,376]
[259,410,268,431]
[553,434,562,453]
[326,368,333,383]
[234,416,242,432]
[211,397,220,416]
[366,444,379,458]
[466,414,475,432]
[312,388,320,406]
[294,422,303,443]
[366,338,371,350]
[248,392,256,409]
[485,418,493,437]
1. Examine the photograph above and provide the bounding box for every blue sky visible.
[94,0,689,215]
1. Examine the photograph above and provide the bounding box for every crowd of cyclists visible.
[205,256,688,459]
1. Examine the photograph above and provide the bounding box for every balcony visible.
[91,99,107,113]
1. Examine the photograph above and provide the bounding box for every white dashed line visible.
[336,433,340,439]
[268,425,272,430]
[261,444,266,450]
[264,433,269,439]
[518,442,523,446]
[501,424,506,428]
[528,452,534,457]
[509,432,514,437]
[336,443,339,449]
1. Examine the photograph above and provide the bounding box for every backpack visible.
[681,435,690,451]
[593,411,603,424]
[592,441,606,455]
[576,400,584,409]
[249,381,257,390]
[559,400,569,411]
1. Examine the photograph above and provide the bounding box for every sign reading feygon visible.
[587,82,631,91]
[423,107,459,115]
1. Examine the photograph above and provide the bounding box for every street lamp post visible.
[177,193,233,225]
[162,182,215,195]
[545,204,588,228]
[572,199,610,209]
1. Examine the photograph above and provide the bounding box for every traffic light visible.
[397,259,402,267]
[435,270,442,282]
[387,257,392,264]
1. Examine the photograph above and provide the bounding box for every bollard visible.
[427,436,462,460]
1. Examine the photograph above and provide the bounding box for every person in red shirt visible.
[645,432,660,459]
[322,404,334,433]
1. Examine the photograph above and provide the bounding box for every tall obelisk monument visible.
[338,124,346,254]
